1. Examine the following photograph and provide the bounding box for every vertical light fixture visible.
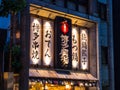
[30,16,42,65]
[54,16,72,70]
[80,29,88,70]
[43,20,54,66]
[59,20,70,68]
[65,84,71,90]
[72,26,79,69]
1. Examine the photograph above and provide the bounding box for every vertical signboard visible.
[80,29,88,70]
[55,16,72,70]
[30,16,42,65]
[43,20,54,67]
[72,26,79,69]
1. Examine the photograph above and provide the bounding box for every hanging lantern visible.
[60,21,69,34]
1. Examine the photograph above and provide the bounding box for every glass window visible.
[67,1,76,10]
[97,2,107,20]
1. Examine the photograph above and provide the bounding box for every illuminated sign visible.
[61,21,69,34]
[43,20,54,66]
[72,26,79,69]
[60,34,69,66]
[55,16,72,70]
[30,16,89,70]
[80,29,88,70]
[30,16,42,65]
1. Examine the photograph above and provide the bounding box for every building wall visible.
[113,0,120,90]
[30,0,98,74]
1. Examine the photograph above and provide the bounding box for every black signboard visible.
[54,16,72,70]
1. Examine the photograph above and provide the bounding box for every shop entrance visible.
[29,82,86,90]
[46,85,86,90]
[74,86,86,90]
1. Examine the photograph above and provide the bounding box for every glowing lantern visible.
[60,21,69,34]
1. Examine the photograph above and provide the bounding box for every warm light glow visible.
[16,31,20,39]
[45,84,48,90]
[89,83,92,87]
[44,56,51,66]
[65,84,71,89]
[61,21,69,34]
[32,59,39,65]
[81,30,86,34]
[44,21,51,27]
[42,87,44,90]
[71,82,74,85]
[72,60,78,68]
[72,27,77,35]
[82,64,87,70]
[43,20,54,66]
[79,83,84,86]
[85,83,88,86]
[34,19,39,24]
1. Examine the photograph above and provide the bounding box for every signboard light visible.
[60,21,69,34]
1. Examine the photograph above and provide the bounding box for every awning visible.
[29,69,98,81]
[30,4,96,28]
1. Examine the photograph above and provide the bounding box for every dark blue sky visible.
[0,16,10,29]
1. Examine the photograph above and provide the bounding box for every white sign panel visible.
[30,17,42,65]
[80,29,88,70]
[72,27,79,69]
[43,20,54,66]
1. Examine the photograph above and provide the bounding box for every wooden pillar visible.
[19,1,30,90]
[0,49,4,90]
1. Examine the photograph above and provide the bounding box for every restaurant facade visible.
[18,0,114,90]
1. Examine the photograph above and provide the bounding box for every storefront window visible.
[29,80,88,90]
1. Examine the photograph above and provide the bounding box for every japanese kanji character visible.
[33,32,39,40]
[45,48,50,57]
[32,41,39,49]
[32,50,39,59]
